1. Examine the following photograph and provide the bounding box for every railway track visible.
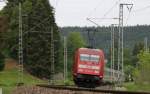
[36,84,150,94]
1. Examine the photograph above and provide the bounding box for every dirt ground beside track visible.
[4,58,17,70]
[12,86,107,94]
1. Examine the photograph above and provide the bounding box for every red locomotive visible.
[72,48,105,87]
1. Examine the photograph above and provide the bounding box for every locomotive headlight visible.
[78,64,87,68]
[91,66,100,70]
[78,69,83,72]
[94,70,99,73]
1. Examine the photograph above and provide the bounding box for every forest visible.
[60,25,150,50]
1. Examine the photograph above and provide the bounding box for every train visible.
[72,48,105,88]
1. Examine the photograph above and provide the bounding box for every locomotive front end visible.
[73,48,105,87]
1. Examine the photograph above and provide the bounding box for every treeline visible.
[60,25,150,50]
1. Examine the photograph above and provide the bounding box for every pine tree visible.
[1,0,61,79]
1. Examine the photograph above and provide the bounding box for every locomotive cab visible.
[72,48,105,87]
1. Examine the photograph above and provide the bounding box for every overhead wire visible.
[132,0,150,13]
[29,17,50,32]
[87,0,121,26]
[86,0,107,47]
[125,3,134,25]
[87,18,101,27]
[124,0,150,25]
[87,0,105,18]
[86,0,105,27]
[125,4,150,24]
[132,5,150,13]
[101,0,121,19]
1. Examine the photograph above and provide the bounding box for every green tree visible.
[131,42,144,67]
[123,48,134,81]
[67,32,86,71]
[1,0,61,79]
[67,32,86,56]
[133,51,150,84]
[132,42,144,56]
[124,48,132,66]
[0,52,5,71]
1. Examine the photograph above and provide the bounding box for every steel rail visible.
[37,84,150,94]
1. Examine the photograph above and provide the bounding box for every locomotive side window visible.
[80,54,100,62]
[90,55,100,62]
[80,54,90,61]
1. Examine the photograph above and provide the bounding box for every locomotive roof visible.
[78,48,103,54]
[79,48,101,51]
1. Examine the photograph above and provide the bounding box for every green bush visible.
[133,51,150,84]
[64,79,74,85]
[0,52,5,71]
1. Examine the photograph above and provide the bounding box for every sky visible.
[49,0,150,27]
[0,0,150,27]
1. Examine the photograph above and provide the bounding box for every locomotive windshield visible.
[80,54,100,62]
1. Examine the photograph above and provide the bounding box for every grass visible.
[0,68,46,94]
[124,82,150,92]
